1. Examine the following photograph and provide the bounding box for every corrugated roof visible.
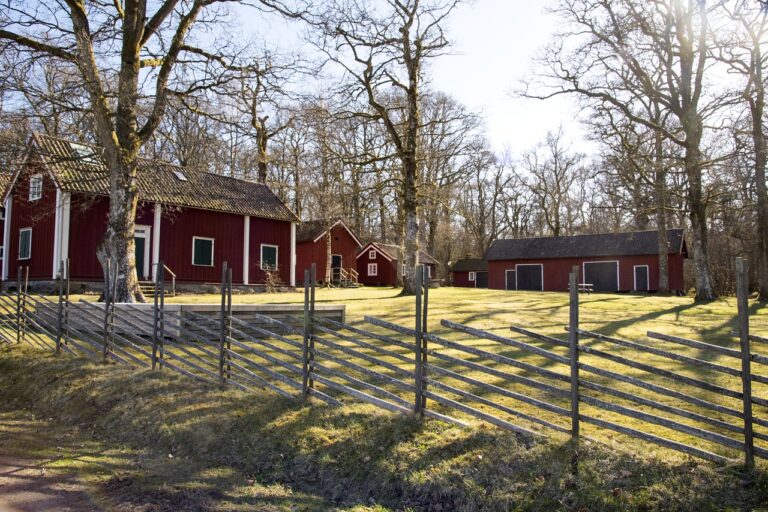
[374,243,439,265]
[452,258,488,272]
[29,133,298,222]
[485,229,686,261]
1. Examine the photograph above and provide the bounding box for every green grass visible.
[2,343,768,511]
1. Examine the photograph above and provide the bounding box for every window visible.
[29,174,42,201]
[261,244,278,270]
[369,250,376,259]
[18,228,31,260]
[468,271,476,282]
[192,237,214,266]
[368,263,377,276]
[402,264,406,275]
[69,142,98,163]
[173,170,188,181]
[0,246,4,259]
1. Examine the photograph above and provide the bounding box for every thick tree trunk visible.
[654,131,670,294]
[325,228,332,286]
[686,140,715,301]
[256,117,269,183]
[752,82,768,300]
[401,156,419,294]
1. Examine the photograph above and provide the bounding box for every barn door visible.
[134,225,151,280]
[505,269,516,290]
[475,271,488,288]
[634,265,649,292]
[584,261,619,292]
[516,264,543,291]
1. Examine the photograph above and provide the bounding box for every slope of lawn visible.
[2,343,768,511]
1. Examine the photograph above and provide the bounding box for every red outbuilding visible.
[295,219,363,285]
[485,229,687,293]
[451,258,488,288]
[356,242,438,286]
[2,134,299,288]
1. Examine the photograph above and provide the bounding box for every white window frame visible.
[583,260,621,291]
[368,263,378,276]
[192,236,215,267]
[369,250,376,259]
[633,264,650,291]
[468,271,476,282]
[134,225,152,279]
[29,174,42,201]
[515,263,544,291]
[260,243,279,271]
[18,228,32,260]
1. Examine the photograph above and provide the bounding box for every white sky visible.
[235,0,589,156]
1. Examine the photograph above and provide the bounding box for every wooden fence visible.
[1,258,765,468]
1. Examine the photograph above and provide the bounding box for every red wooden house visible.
[2,134,299,288]
[485,229,687,293]
[356,242,438,286]
[295,219,363,284]
[451,258,488,288]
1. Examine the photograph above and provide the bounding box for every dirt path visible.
[0,456,100,512]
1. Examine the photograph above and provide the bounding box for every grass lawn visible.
[60,286,768,465]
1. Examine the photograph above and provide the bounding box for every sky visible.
[236,0,589,156]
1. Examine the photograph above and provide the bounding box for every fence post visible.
[302,268,311,398]
[102,260,112,361]
[421,265,429,414]
[15,266,22,344]
[226,266,233,380]
[152,261,161,369]
[568,266,580,441]
[64,259,70,346]
[736,257,754,470]
[56,260,64,354]
[19,267,28,345]
[218,261,228,384]
[309,263,316,392]
[414,265,425,417]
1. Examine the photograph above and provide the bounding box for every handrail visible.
[151,263,176,297]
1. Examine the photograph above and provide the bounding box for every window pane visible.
[193,238,213,266]
[19,230,31,259]
[262,246,277,269]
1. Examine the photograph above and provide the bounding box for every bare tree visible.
[313,0,461,294]
[0,0,304,301]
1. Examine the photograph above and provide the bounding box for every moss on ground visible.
[1,344,768,511]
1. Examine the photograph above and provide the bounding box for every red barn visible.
[2,134,299,288]
[356,243,438,286]
[295,219,363,284]
[485,230,687,293]
[451,258,488,288]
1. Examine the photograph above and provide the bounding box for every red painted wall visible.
[357,249,397,286]
[8,165,57,280]
[295,224,362,283]
[453,271,473,287]
[488,254,685,292]
[248,216,292,285]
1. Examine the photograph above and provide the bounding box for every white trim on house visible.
[260,243,279,271]
[368,262,378,276]
[59,192,70,278]
[369,250,376,259]
[515,263,544,291]
[468,271,476,282]
[290,222,296,287]
[28,174,42,201]
[633,264,650,291]
[356,243,393,262]
[583,260,621,291]
[18,227,32,260]
[504,269,516,291]
[311,219,364,247]
[52,188,62,279]
[2,197,11,280]
[134,225,152,279]
[243,215,250,285]
[152,203,162,277]
[192,236,215,267]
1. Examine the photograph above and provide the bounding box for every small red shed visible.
[485,230,687,293]
[451,258,488,288]
[2,134,299,288]
[356,243,438,286]
[295,219,363,284]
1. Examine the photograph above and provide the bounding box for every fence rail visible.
[2,258,766,469]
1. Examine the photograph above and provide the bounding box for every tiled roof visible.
[295,218,363,247]
[485,229,686,261]
[452,258,487,272]
[0,171,12,201]
[29,134,298,222]
[374,243,439,265]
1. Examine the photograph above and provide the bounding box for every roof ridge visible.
[493,228,683,244]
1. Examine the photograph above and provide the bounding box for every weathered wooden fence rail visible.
[1,258,766,468]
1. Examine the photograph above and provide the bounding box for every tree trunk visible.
[401,156,419,294]
[256,116,269,183]
[752,70,768,300]
[325,228,332,286]
[686,139,715,301]
[654,130,670,294]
